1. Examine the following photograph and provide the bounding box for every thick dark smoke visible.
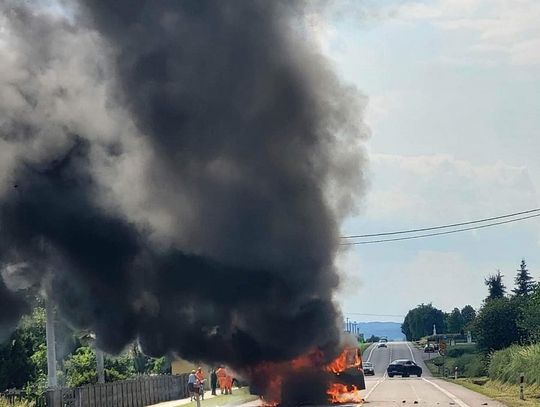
[0,0,368,368]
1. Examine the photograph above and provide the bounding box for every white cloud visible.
[396,0,540,65]
[336,248,486,320]
[365,153,539,223]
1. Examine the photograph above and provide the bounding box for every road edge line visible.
[366,343,376,362]
[405,341,416,363]
[422,377,471,407]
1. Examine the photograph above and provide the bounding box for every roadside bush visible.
[489,343,540,386]
[447,348,465,358]
[450,354,488,377]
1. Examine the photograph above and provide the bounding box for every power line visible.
[341,208,540,239]
[341,213,540,246]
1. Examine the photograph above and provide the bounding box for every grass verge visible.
[173,388,259,407]
[453,379,540,407]
[0,397,34,407]
[423,343,486,378]
[359,342,372,354]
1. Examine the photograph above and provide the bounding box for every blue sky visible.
[313,0,540,321]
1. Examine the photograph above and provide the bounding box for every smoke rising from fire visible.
[0,0,368,367]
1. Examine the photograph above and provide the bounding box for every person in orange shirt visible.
[224,371,233,395]
[195,367,205,399]
[216,366,227,395]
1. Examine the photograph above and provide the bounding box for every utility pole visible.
[46,300,57,388]
[96,348,105,384]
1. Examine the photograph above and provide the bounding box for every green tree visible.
[461,305,476,328]
[473,297,523,352]
[402,304,445,341]
[64,347,98,387]
[64,346,135,387]
[485,270,506,300]
[446,308,464,333]
[512,259,535,296]
[519,285,540,340]
[0,307,46,391]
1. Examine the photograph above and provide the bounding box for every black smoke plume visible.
[0,0,368,368]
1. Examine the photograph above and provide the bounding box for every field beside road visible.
[420,342,540,406]
[423,343,486,378]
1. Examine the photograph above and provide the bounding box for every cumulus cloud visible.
[365,153,538,223]
[396,0,540,65]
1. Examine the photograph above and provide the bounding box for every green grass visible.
[489,343,540,387]
[424,343,487,378]
[439,344,540,406]
[453,379,540,407]
[0,397,35,407]
[174,388,259,407]
[359,342,372,354]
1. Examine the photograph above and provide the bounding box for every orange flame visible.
[325,348,364,404]
[326,383,364,404]
[326,348,361,374]
[250,347,364,405]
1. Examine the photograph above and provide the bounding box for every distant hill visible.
[357,322,405,341]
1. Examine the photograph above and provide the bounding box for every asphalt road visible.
[239,342,506,407]
[360,341,505,406]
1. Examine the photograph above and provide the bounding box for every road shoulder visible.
[448,379,540,407]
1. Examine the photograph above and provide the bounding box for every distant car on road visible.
[387,359,422,378]
[424,344,436,353]
[363,361,375,376]
[377,341,387,348]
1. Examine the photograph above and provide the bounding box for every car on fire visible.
[362,361,375,375]
[386,359,422,378]
[249,347,366,405]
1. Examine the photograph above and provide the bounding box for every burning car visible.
[249,347,366,405]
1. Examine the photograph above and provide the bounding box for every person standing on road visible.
[195,367,206,400]
[188,370,197,401]
[224,370,233,395]
[210,368,218,395]
[216,366,227,394]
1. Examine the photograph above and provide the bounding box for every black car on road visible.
[386,359,422,377]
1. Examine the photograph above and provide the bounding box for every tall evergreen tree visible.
[485,270,506,300]
[512,259,535,296]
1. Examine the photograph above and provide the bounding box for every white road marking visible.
[364,373,386,401]
[422,377,471,407]
[366,343,376,362]
[405,341,416,362]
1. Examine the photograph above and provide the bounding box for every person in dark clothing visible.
[210,369,218,395]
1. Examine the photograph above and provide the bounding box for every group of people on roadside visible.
[187,365,234,400]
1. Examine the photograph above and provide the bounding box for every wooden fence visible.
[46,374,190,407]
